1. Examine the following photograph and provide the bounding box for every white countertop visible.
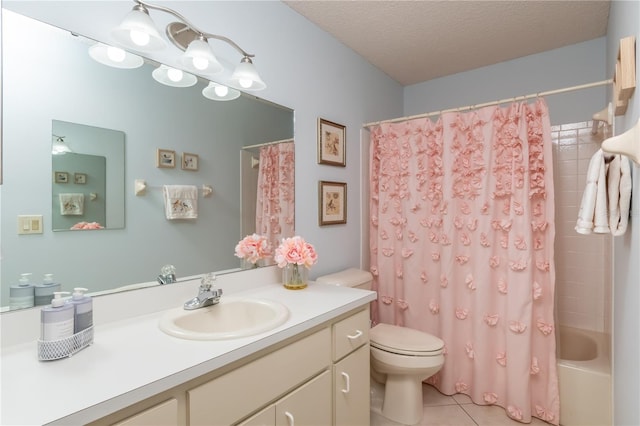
[0,273,376,425]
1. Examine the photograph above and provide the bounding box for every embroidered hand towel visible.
[163,185,198,220]
[59,193,84,216]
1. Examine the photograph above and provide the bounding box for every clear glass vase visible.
[241,258,258,270]
[282,263,308,290]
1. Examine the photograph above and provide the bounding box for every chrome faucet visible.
[184,273,223,310]
[157,264,176,285]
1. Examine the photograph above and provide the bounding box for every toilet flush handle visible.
[341,372,351,394]
[347,330,363,340]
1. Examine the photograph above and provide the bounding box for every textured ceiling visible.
[285,1,611,86]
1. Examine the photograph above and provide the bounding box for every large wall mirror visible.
[0,9,294,309]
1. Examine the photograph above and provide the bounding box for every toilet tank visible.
[315,268,373,290]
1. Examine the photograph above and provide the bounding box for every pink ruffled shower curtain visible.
[256,141,295,252]
[369,99,559,424]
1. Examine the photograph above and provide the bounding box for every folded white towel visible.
[163,185,198,220]
[59,193,84,216]
[576,149,608,234]
[608,155,632,236]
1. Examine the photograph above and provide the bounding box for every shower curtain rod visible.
[363,79,613,128]
[242,138,294,150]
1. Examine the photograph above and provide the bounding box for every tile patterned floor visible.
[371,382,552,426]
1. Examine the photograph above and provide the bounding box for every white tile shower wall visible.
[552,121,612,334]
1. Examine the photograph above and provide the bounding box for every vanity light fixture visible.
[111,2,166,51]
[111,0,266,91]
[202,82,241,101]
[88,43,144,69]
[152,64,197,87]
[179,35,223,75]
[230,56,266,91]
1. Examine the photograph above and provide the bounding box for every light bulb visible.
[130,30,150,47]
[106,46,126,63]
[239,78,253,89]
[214,85,229,97]
[167,68,184,82]
[192,57,209,71]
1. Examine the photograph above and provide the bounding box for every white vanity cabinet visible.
[188,328,331,425]
[332,308,370,426]
[92,307,371,426]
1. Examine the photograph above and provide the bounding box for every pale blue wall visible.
[403,37,608,125]
[607,1,640,424]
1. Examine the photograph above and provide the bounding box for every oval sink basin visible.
[159,297,289,340]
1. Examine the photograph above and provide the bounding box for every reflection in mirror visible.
[0,9,294,310]
[241,139,295,260]
[51,120,125,231]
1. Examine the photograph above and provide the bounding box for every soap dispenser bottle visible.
[9,273,35,310]
[40,292,74,342]
[69,287,93,333]
[34,273,62,306]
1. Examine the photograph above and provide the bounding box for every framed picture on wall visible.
[318,118,346,166]
[74,173,87,184]
[182,152,199,171]
[156,149,176,168]
[54,171,69,183]
[319,180,347,225]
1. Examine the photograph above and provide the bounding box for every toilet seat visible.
[370,323,444,356]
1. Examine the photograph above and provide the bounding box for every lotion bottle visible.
[9,273,35,310]
[69,287,93,333]
[40,292,74,342]
[34,273,62,306]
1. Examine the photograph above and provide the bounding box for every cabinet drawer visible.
[112,398,178,426]
[333,308,369,361]
[188,328,331,425]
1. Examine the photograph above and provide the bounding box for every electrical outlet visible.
[17,215,43,235]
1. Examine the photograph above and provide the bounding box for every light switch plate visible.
[17,215,43,235]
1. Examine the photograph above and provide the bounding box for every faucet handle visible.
[200,273,217,291]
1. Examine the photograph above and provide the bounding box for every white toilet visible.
[316,268,445,425]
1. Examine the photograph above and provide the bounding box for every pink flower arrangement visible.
[274,236,318,269]
[234,234,272,264]
[70,221,104,230]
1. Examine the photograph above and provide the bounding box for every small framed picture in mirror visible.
[182,152,199,171]
[74,173,87,184]
[156,149,176,168]
[54,171,69,183]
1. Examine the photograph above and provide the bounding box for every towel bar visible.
[134,179,213,197]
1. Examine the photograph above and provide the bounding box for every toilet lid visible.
[370,323,444,356]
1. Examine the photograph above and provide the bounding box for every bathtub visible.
[557,326,612,426]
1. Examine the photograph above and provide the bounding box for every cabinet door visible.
[276,371,331,426]
[334,344,370,426]
[238,404,276,426]
[112,398,178,426]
